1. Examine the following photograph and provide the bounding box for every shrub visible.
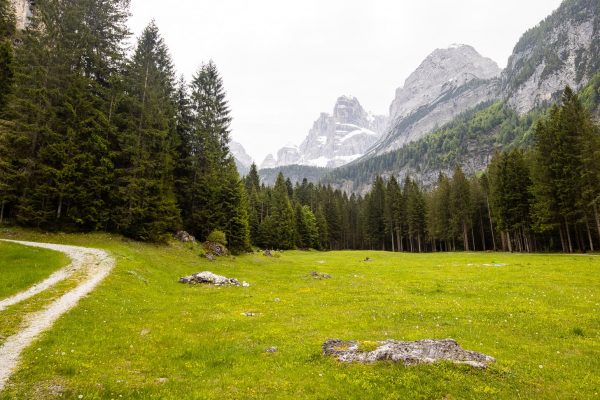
[207,230,227,246]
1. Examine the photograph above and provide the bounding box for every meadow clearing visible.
[0,229,599,399]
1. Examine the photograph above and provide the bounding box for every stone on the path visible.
[179,271,242,286]
[266,347,278,353]
[175,231,196,243]
[310,271,332,279]
[323,338,495,368]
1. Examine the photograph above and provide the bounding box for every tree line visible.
[0,0,250,251]
[1,1,598,254]
[244,87,600,253]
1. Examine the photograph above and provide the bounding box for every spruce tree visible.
[384,176,402,252]
[0,0,15,112]
[1,0,129,230]
[367,176,386,250]
[114,21,181,241]
[450,166,471,250]
[179,60,240,240]
[263,173,295,249]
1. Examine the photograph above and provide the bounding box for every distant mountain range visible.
[231,0,600,191]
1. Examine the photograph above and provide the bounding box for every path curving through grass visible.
[0,240,115,390]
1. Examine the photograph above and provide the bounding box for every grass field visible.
[0,228,599,399]
[0,241,69,299]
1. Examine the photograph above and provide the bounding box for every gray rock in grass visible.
[179,271,242,286]
[323,338,495,368]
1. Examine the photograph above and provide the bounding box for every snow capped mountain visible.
[261,96,387,169]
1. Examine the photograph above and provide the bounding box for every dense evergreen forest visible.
[246,87,600,253]
[0,1,598,254]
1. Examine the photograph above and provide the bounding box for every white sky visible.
[128,0,563,163]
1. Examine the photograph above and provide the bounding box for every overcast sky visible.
[128,0,563,163]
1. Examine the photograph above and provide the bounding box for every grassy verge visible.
[0,241,70,299]
[0,228,599,399]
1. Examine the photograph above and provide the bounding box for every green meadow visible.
[0,241,69,299]
[0,229,599,399]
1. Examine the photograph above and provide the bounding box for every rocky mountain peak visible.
[390,44,501,120]
[260,96,387,169]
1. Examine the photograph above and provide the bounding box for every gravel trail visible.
[0,240,115,390]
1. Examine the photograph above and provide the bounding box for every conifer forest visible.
[0,0,599,254]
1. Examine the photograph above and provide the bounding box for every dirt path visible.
[0,240,115,391]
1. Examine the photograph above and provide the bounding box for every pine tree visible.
[113,21,181,241]
[367,176,386,250]
[177,60,250,244]
[404,176,426,252]
[263,173,295,249]
[385,176,402,252]
[0,0,129,230]
[450,166,471,250]
[427,173,451,251]
[489,150,533,252]
[301,205,320,249]
[0,0,15,112]
[531,87,591,252]
[219,162,251,252]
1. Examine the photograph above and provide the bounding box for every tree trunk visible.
[471,225,476,251]
[391,231,395,252]
[479,210,486,251]
[0,200,4,225]
[564,217,573,253]
[56,195,63,220]
[559,224,567,253]
[586,217,595,252]
[486,197,497,251]
[462,222,469,251]
[417,233,422,253]
[594,203,600,242]
[506,231,513,253]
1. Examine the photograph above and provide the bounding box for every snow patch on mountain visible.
[261,96,387,169]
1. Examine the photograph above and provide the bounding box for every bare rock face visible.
[229,141,253,175]
[323,338,495,369]
[369,44,501,156]
[179,271,242,286]
[262,96,387,169]
[502,0,600,114]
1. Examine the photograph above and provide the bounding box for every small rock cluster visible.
[263,250,274,257]
[179,271,249,287]
[175,231,196,243]
[310,271,331,279]
[323,338,495,369]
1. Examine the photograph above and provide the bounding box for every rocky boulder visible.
[323,338,495,369]
[179,271,245,286]
[175,231,196,243]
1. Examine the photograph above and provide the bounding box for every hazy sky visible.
[128,0,563,163]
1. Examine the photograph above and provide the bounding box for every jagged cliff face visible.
[229,141,253,175]
[261,96,387,169]
[10,0,32,30]
[502,0,600,113]
[368,45,501,156]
